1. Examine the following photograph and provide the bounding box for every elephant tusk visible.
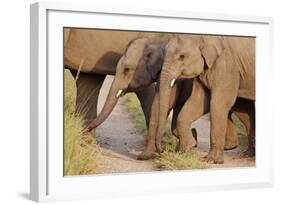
[116,89,123,98]
[170,79,176,87]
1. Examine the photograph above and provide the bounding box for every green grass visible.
[231,113,248,150]
[124,93,207,170]
[64,70,101,176]
[124,93,148,136]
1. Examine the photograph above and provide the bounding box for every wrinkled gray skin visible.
[87,37,239,160]
[156,35,255,164]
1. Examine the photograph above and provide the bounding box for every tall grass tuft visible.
[64,70,101,176]
[154,136,207,170]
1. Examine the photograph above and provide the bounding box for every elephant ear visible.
[146,42,166,80]
[200,44,219,69]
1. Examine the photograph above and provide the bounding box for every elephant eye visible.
[146,52,152,58]
[179,54,185,60]
[124,67,130,74]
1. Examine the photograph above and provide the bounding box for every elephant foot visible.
[204,149,224,164]
[137,150,158,160]
[177,144,196,153]
[177,137,197,153]
[176,128,198,153]
[240,148,255,158]
[224,142,238,151]
[224,133,239,150]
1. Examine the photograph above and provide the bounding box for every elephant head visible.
[156,35,224,152]
[87,38,167,131]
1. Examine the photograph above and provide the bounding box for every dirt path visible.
[95,76,254,174]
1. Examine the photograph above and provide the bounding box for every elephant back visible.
[64,29,141,74]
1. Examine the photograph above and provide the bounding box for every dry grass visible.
[154,136,208,170]
[64,70,101,176]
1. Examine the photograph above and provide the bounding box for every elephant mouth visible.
[127,84,151,92]
[179,73,198,79]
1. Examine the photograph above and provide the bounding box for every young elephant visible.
[87,37,239,160]
[87,38,167,132]
[156,35,255,164]
[86,37,170,159]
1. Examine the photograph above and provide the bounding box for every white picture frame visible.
[30,2,274,202]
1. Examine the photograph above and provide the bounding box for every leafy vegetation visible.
[64,70,101,176]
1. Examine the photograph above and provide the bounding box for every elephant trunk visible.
[156,69,178,152]
[87,79,124,132]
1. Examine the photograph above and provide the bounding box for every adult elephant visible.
[87,37,239,160]
[64,28,156,127]
[156,35,255,164]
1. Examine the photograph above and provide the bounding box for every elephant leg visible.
[70,70,106,127]
[171,105,181,138]
[224,112,239,150]
[174,105,236,151]
[176,79,210,152]
[172,102,198,143]
[246,111,255,157]
[138,85,177,160]
[171,83,184,138]
[234,111,255,156]
[172,80,198,144]
[137,92,159,160]
[247,109,255,156]
[232,99,255,156]
[206,91,237,164]
[135,84,156,129]
[172,81,234,149]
